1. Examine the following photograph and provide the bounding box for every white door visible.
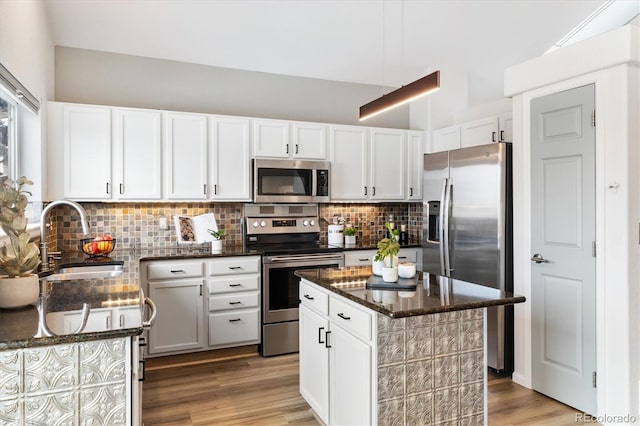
[63,105,112,199]
[329,125,368,201]
[299,306,330,424]
[114,108,162,200]
[292,122,327,159]
[253,119,289,158]
[164,112,208,200]
[370,128,405,200]
[210,116,252,201]
[460,116,499,147]
[530,84,596,414]
[406,131,424,200]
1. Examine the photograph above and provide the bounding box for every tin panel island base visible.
[296,268,525,426]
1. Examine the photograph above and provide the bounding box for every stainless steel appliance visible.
[423,142,513,373]
[253,159,330,203]
[244,204,343,356]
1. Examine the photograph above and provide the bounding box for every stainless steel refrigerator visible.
[423,142,513,373]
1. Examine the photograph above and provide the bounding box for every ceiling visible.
[44,0,608,95]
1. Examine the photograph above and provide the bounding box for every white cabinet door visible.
[329,323,372,426]
[370,128,405,200]
[114,108,162,200]
[148,279,204,354]
[430,125,460,153]
[63,105,112,200]
[499,112,513,142]
[407,130,424,200]
[461,116,500,148]
[300,305,330,424]
[292,121,327,159]
[329,125,368,201]
[210,116,252,201]
[164,112,208,200]
[253,119,290,158]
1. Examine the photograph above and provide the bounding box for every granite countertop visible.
[295,266,526,318]
[0,244,260,350]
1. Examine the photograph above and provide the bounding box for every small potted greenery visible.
[208,228,225,253]
[343,225,357,245]
[373,222,400,282]
[0,176,41,308]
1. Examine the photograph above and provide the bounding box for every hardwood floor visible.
[142,350,586,425]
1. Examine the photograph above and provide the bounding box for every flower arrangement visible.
[0,176,40,277]
[374,222,400,267]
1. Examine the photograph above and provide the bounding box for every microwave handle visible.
[312,169,317,197]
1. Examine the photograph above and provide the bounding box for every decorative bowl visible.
[398,262,416,279]
[80,237,116,257]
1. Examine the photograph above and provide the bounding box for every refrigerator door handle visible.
[438,178,448,276]
[443,178,453,275]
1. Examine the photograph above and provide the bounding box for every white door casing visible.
[530,84,596,414]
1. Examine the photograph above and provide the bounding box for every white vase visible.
[398,262,416,279]
[382,266,399,283]
[372,259,384,276]
[211,239,223,253]
[0,274,39,309]
[345,235,356,245]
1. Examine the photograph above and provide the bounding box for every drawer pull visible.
[398,256,407,259]
[229,266,243,270]
[303,294,314,300]
[229,318,242,323]
[337,313,351,321]
[325,330,332,348]
[358,258,369,262]
[318,326,325,344]
[229,301,242,305]
[170,269,185,273]
[229,283,243,287]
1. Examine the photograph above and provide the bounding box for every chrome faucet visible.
[40,200,91,270]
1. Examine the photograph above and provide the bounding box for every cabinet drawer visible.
[343,250,377,267]
[329,296,372,342]
[207,256,260,276]
[397,248,418,263]
[208,291,259,312]
[147,261,203,280]
[208,309,260,346]
[208,274,260,294]
[299,280,329,315]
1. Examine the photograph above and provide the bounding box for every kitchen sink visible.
[42,263,123,281]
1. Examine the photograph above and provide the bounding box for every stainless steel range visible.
[244,204,344,356]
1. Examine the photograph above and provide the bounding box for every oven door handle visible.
[266,254,344,262]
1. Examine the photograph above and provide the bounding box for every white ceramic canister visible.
[327,224,344,245]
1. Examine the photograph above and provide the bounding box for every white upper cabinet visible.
[164,112,208,200]
[369,128,405,200]
[252,119,290,158]
[114,108,162,200]
[63,104,112,200]
[253,118,327,160]
[430,125,461,153]
[209,116,252,201]
[330,125,369,201]
[460,116,500,148]
[407,130,424,200]
[499,112,513,142]
[292,121,327,159]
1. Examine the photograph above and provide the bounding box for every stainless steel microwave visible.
[253,159,330,203]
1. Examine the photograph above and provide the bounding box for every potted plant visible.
[208,228,225,253]
[373,222,400,282]
[0,176,41,308]
[343,225,357,245]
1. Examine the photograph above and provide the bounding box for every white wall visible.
[0,0,54,203]
[54,46,410,129]
[506,25,640,423]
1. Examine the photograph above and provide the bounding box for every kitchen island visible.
[295,266,525,426]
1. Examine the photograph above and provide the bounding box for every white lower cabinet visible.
[299,280,375,425]
[141,256,261,357]
[344,248,423,270]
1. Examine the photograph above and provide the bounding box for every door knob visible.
[530,253,550,264]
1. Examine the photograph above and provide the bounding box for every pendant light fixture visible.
[359,1,440,121]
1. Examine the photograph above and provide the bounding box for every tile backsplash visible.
[47,202,423,252]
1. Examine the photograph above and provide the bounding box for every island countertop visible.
[295,266,526,318]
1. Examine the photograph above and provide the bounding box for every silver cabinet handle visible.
[531,253,550,264]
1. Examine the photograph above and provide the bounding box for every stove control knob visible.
[310,220,316,226]
[252,221,259,228]
[303,220,309,226]
[260,221,266,227]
